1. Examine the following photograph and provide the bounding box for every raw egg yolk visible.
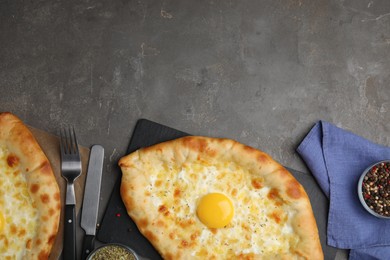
[0,212,5,233]
[196,193,234,228]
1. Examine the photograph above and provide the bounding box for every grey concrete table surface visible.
[1,0,389,259]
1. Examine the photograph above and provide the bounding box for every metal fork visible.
[60,126,82,260]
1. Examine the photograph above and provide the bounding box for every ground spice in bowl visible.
[87,244,138,260]
[358,160,390,218]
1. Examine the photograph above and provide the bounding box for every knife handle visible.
[81,235,95,260]
[64,204,76,260]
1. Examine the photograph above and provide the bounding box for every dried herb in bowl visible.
[361,161,390,217]
[88,244,138,260]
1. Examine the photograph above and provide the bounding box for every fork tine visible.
[66,127,72,154]
[73,126,80,155]
[60,126,79,155]
[60,128,66,155]
[70,126,79,155]
[64,127,70,155]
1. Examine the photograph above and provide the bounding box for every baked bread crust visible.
[119,136,323,260]
[0,112,61,259]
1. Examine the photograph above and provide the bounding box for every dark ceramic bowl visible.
[358,160,390,219]
[86,243,139,260]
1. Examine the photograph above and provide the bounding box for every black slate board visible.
[97,119,338,260]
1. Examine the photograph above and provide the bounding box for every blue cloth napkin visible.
[297,121,390,260]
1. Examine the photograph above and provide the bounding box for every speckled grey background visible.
[1,0,389,259]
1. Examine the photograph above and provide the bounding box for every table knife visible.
[80,145,104,260]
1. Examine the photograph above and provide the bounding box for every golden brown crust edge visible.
[0,112,48,172]
[119,136,323,260]
[269,168,324,259]
[0,112,61,259]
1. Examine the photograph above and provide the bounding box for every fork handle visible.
[64,204,76,260]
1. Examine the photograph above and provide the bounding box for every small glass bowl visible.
[86,243,139,260]
[357,160,390,219]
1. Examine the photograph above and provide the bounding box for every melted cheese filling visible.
[0,145,39,258]
[145,160,299,258]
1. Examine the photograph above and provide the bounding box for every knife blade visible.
[80,145,104,260]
